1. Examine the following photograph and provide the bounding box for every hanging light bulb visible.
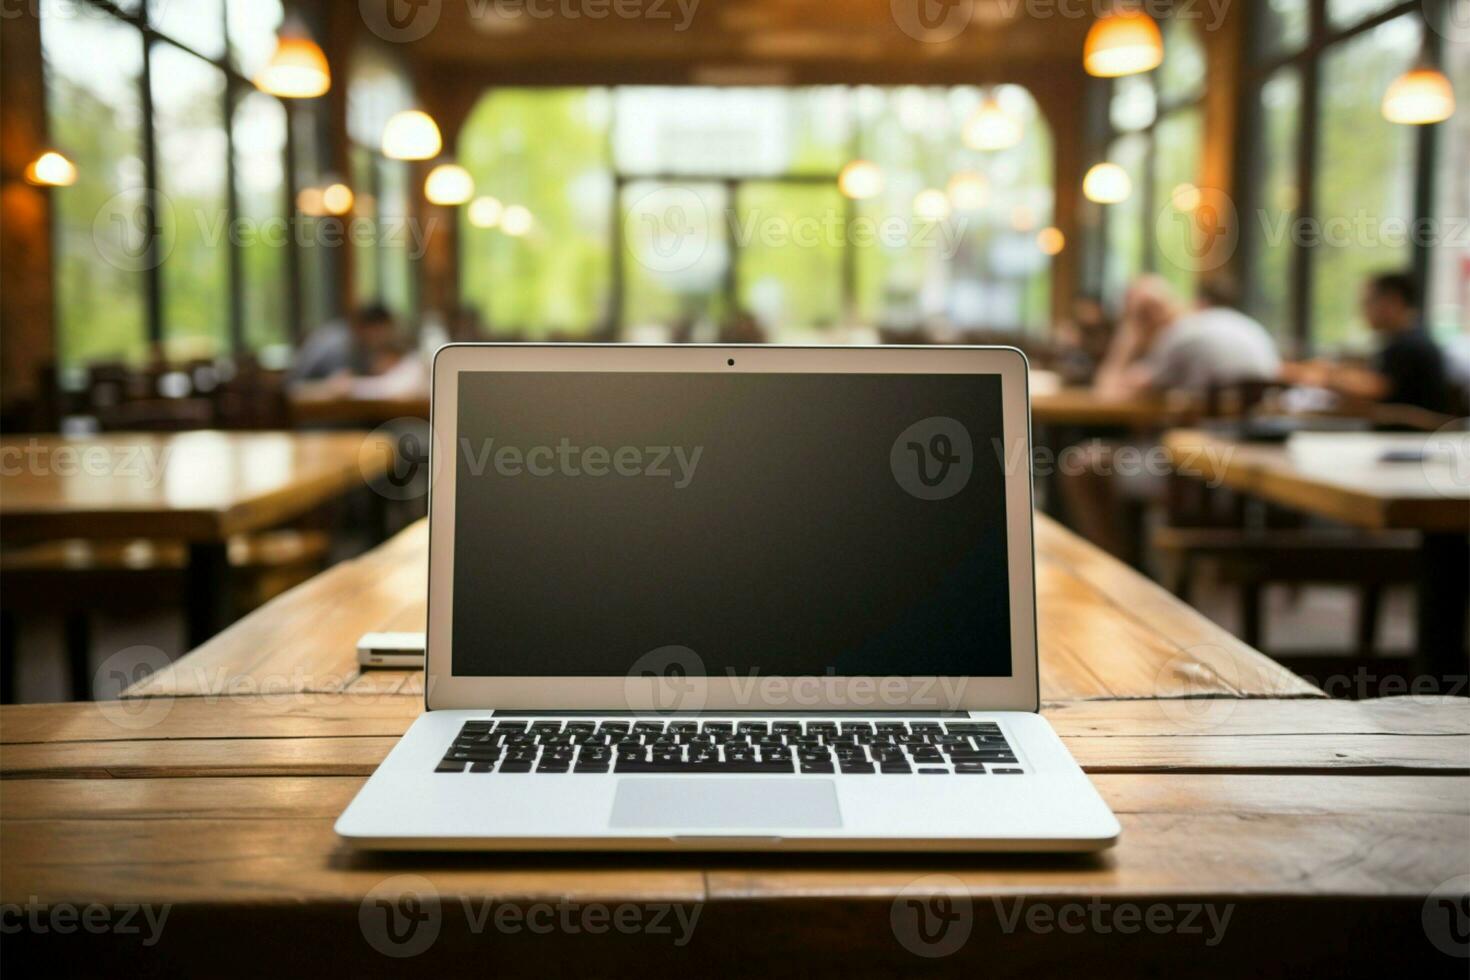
[24,150,77,187]
[946,171,990,211]
[254,17,330,98]
[500,204,533,237]
[962,94,1022,151]
[468,196,504,228]
[837,159,884,200]
[321,181,354,216]
[1083,162,1132,204]
[1382,64,1456,125]
[913,189,953,222]
[424,164,474,206]
[296,186,326,217]
[1084,10,1164,79]
[1036,227,1066,256]
[382,110,442,161]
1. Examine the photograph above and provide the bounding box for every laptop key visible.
[469,762,496,773]
[917,768,949,774]
[435,761,467,773]
[992,768,1025,774]
[839,761,876,774]
[498,761,532,773]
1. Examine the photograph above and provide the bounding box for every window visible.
[1239,0,1452,351]
[346,44,417,318]
[1427,13,1469,339]
[234,91,289,353]
[459,88,612,335]
[1312,16,1421,350]
[1247,69,1302,337]
[458,85,1059,338]
[153,44,231,359]
[41,1,147,365]
[40,0,296,367]
[1095,17,1207,306]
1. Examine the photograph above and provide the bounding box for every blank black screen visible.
[450,372,1013,677]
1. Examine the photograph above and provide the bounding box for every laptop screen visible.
[450,371,1014,678]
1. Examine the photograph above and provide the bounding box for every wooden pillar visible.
[0,6,55,413]
[1200,4,1247,284]
[1029,67,1093,329]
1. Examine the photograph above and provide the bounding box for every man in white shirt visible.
[1062,275,1282,559]
[1094,276,1281,399]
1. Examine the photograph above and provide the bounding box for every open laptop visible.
[336,344,1120,851]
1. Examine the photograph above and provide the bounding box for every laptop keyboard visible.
[434,719,1022,775]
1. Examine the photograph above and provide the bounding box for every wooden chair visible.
[0,530,329,702]
[1154,381,1420,662]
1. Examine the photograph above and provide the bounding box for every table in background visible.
[290,395,430,427]
[1163,428,1470,675]
[0,431,389,646]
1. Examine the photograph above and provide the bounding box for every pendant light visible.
[382,110,443,161]
[24,150,77,187]
[254,17,330,99]
[1084,10,1164,79]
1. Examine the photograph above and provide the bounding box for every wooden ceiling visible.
[363,0,1099,87]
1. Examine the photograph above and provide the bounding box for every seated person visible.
[1094,275,1281,400]
[1063,276,1280,560]
[290,302,402,388]
[1282,271,1453,416]
[1052,294,1115,385]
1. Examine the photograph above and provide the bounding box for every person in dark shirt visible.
[1283,271,1452,415]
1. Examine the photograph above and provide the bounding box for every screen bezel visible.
[425,344,1039,713]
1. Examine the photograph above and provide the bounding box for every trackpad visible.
[610,779,842,829]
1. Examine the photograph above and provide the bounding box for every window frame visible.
[1097,14,1209,305]
[45,0,298,364]
[1236,0,1443,353]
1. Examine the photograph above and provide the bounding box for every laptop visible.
[336,344,1120,851]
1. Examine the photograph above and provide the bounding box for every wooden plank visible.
[1164,429,1470,532]
[4,695,1451,748]
[1,775,1464,905]
[5,700,1463,777]
[122,516,1320,701]
[0,431,391,541]
[5,731,1466,779]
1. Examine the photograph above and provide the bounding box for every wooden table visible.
[4,517,1468,975]
[1030,388,1190,429]
[1164,429,1470,674]
[290,395,430,427]
[0,431,389,646]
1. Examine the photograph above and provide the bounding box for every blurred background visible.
[1,0,1467,701]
